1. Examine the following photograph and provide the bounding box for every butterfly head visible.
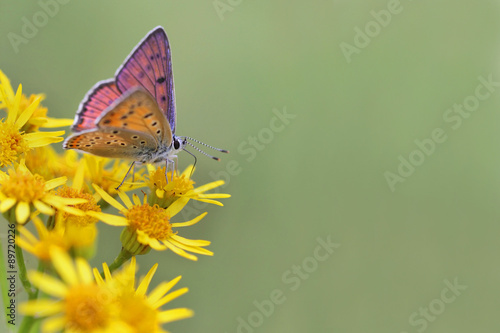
[172,135,187,153]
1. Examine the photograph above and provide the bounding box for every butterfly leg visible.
[116,161,136,190]
[164,157,178,183]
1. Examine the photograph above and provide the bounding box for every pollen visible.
[55,186,101,226]
[64,284,111,331]
[0,121,30,167]
[125,203,172,239]
[1,169,45,202]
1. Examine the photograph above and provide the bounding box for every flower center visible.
[55,186,101,227]
[150,167,194,197]
[0,170,45,202]
[0,121,30,167]
[125,203,172,240]
[65,284,112,331]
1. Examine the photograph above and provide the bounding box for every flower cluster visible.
[0,70,229,332]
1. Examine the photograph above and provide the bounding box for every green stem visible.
[15,230,34,299]
[45,214,55,231]
[104,248,133,276]
[18,260,43,333]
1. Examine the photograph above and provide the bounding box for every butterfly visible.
[63,26,227,188]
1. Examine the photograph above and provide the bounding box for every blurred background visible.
[2,0,500,332]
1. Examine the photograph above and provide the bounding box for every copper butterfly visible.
[63,26,227,187]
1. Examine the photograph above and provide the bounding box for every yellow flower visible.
[89,185,212,261]
[148,165,230,208]
[0,69,72,133]
[17,215,70,261]
[0,163,86,224]
[84,155,146,196]
[19,248,128,332]
[93,257,194,332]
[25,145,79,181]
[0,82,67,167]
[20,250,193,332]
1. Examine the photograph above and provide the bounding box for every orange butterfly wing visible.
[63,88,172,161]
[96,88,172,146]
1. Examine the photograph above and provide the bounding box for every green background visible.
[2,0,500,332]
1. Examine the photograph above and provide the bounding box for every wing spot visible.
[140,141,146,145]
[112,130,119,134]
[103,120,111,124]
[151,121,158,126]
[144,113,153,118]
[109,135,115,138]
[133,145,138,149]
[120,115,128,120]
[150,55,154,60]
[94,136,101,139]
[156,129,161,134]
[156,77,166,84]
[113,140,118,142]
[161,95,166,102]
[120,143,126,146]
[106,141,112,144]
[85,144,91,147]
[146,65,152,71]
[132,135,139,139]
[123,123,128,127]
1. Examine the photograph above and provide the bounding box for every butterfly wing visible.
[63,128,158,160]
[71,79,121,132]
[96,87,172,147]
[63,87,172,161]
[115,26,177,134]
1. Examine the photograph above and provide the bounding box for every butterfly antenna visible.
[182,148,198,178]
[182,136,229,153]
[186,142,221,161]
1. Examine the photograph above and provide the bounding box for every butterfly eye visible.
[173,139,180,150]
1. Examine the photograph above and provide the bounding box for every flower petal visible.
[76,257,93,284]
[171,212,207,228]
[33,200,55,215]
[0,197,16,212]
[117,190,133,209]
[42,315,68,333]
[19,300,64,317]
[170,233,211,247]
[28,271,68,298]
[136,263,158,297]
[165,197,189,217]
[15,95,41,128]
[44,176,67,190]
[163,241,197,261]
[92,183,126,211]
[158,308,194,324]
[50,248,78,287]
[87,211,129,226]
[147,276,182,304]
[192,180,224,193]
[154,288,189,309]
[16,201,30,224]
